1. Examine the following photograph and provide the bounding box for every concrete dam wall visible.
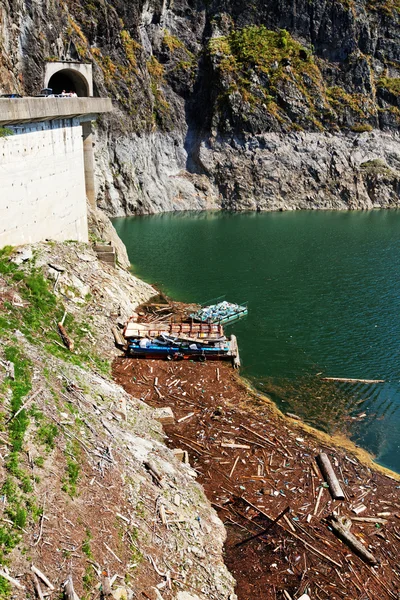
[0,97,112,249]
[0,119,88,247]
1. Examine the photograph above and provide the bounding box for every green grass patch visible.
[0,255,110,375]
[62,441,81,497]
[0,574,12,598]
[36,422,59,450]
[82,529,93,558]
[360,158,395,177]
[162,29,184,52]
[0,247,17,275]
[4,345,31,453]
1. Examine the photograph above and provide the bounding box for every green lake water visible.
[113,210,400,473]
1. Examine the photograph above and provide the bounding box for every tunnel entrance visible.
[47,69,89,97]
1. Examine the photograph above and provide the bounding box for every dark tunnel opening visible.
[47,69,89,97]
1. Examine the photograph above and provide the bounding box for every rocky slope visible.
[0,242,236,599]
[1,0,400,211]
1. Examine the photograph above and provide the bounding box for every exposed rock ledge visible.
[95,130,400,216]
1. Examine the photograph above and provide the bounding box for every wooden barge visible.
[123,317,240,367]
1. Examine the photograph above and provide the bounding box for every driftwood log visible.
[322,377,384,384]
[316,452,345,500]
[111,327,126,349]
[58,312,74,352]
[328,515,377,565]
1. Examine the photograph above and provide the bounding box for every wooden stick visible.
[352,516,387,524]
[177,412,194,423]
[6,388,42,424]
[328,515,377,565]
[239,424,274,447]
[229,456,240,478]
[31,565,54,590]
[31,572,45,600]
[314,486,324,516]
[0,570,25,589]
[316,453,345,500]
[104,542,123,563]
[221,443,250,449]
[283,513,296,532]
[32,496,46,547]
[154,386,163,399]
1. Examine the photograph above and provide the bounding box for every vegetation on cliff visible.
[1,0,398,136]
[207,22,400,133]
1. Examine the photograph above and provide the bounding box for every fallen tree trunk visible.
[316,452,345,500]
[328,515,377,565]
[58,312,74,352]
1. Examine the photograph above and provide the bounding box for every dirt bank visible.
[113,357,400,600]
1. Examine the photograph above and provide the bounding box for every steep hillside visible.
[1,0,400,211]
[0,242,236,599]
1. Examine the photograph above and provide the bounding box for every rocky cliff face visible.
[1,0,400,212]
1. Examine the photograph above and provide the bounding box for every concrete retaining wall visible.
[0,119,88,247]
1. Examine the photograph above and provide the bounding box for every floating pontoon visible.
[190,301,248,324]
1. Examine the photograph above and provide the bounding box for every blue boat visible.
[126,336,230,361]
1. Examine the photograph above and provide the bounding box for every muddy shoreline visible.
[113,356,400,600]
